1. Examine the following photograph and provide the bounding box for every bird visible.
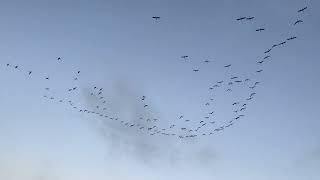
[181,55,189,59]
[256,69,263,73]
[144,104,148,108]
[232,102,239,106]
[179,115,184,119]
[278,41,287,46]
[231,76,238,79]
[298,7,307,13]
[152,16,160,20]
[193,69,200,72]
[264,49,272,53]
[256,28,265,32]
[45,77,49,80]
[204,60,210,63]
[57,57,61,61]
[235,80,242,83]
[217,81,223,84]
[246,17,255,20]
[294,20,303,25]
[236,17,246,21]
[14,65,18,69]
[77,71,80,74]
[272,44,278,48]
[224,64,231,68]
[264,56,271,59]
[257,60,264,64]
[287,36,297,41]
[28,71,32,75]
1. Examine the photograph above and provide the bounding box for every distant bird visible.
[246,17,255,20]
[152,16,160,20]
[181,55,189,59]
[224,64,231,68]
[217,81,223,84]
[204,60,210,63]
[179,115,184,119]
[257,60,264,64]
[209,111,214,115]
[272,44,278,48]
[193,69,199,72]
[14,65,18,69]
[144,104,148,108]
[236,17,246,21]
[232,102,239,105]
[256,69,263,73]
[264,49,272,54]
[77,71,80,74]
[256,28,265,32]
[226,88,232,92]
[278,41,286,46]
[28,71,32,75]
[45,77,49,80]
[231,76,238,79]
[57,57,62,61]
[287,36,297,41]
[298,7,307,13]
[235,80,242,83]
[264,56,271,59]
[6,64,9,66]
[294,20,303,25]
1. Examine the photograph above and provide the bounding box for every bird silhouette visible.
[256,28,265,32]
[294,20,303,25]
[298,7,307,13]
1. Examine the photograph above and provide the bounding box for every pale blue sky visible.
[0,0,319,180]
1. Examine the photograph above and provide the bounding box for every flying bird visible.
[246,17,255,20]
[264,49,272,54]
[256,28,265,32]
[236,17,246,21]
[287,36,297,41]
[224,64,231,68]
[298,7,307,13]
[256,69,263,73]
[28,71,32,75]
[294,20,303,25]
[193,69,200,72]
[152,16,160,20]
[264,56,271,59]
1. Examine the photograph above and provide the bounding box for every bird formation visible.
[1,5,309,139]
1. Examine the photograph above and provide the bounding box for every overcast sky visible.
[0,0,319,180]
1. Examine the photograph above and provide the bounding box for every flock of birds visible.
[2,5,308,139]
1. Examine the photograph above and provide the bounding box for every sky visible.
[0,0,319,179]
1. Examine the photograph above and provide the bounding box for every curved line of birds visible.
[2,6,307,139]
